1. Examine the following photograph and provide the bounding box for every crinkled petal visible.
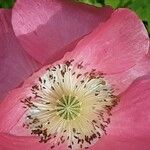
[64,8,149,74]
[12,0,113,64]
[106,55,150,94]
[0,9,40,99]
[0,133,66,150]
[92,75,150,150]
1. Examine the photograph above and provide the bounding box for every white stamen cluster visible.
[22,60,117,150]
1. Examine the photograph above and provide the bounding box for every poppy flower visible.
[0,0,150,150]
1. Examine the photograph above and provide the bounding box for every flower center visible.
[56,95,81,120]
[22,60,118,150]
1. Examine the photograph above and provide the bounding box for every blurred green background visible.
[0,0,149,33]
[0,0,15,8]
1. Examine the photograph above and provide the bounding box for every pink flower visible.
[0,0,150,150]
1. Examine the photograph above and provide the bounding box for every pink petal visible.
[92,75,150,150]
[0,133,66,150]
[106,55,150,94]
[92,134,150,150]
[12,0,113,64]
[0,9,40,99]
[0,83,33,134]
[0,65,51,135]
[63,8,149,74]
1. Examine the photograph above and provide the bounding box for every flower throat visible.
[22,59,118,150]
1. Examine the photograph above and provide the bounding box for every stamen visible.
[22,60,118,149]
